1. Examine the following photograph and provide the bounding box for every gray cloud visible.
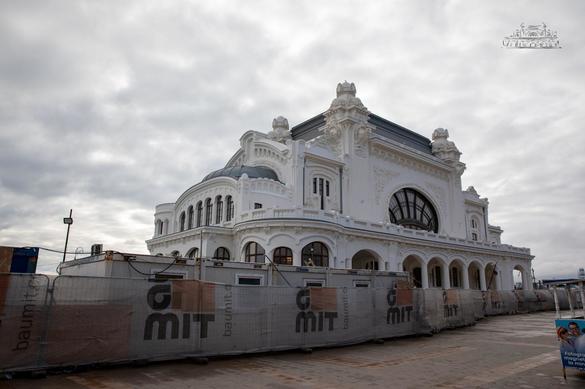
[0,0,583,279]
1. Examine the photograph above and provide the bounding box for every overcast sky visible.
[1,0,583,279]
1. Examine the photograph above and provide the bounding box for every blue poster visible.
[555,319,585,371]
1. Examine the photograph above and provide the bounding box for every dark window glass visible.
[244,242,265,263]
[238,277,261,286]
[325,180,330,197]
[179,212,186,232]
[254,202,262,209]
[187,248,199,259]
[213,247,230,260]
[301,242,329,267]
[226,196,234,221]
[472,233,478,241]
[205,198,212,226]
[215,196,223,224]
[313,177,317,194]
[187,206,194,229]
[196,201,203,227]
[388,188,438,233]
[273,247,293,265]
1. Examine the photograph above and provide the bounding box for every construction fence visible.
[0,273,581,373]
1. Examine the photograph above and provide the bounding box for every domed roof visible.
[202,165,280,182]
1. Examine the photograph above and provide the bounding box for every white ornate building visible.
[146,82,533,291]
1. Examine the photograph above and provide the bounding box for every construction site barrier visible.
[0,273,581,373]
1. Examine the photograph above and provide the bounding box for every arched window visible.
[244,242,265,263]
[301,242,329,267]
[213,247,230,261]
[179,212,186,232]
[226,195,234,221]
[388,188,438,233]
[187,247,199,259]
[156,219,163,235]
[196,201,203,227]
[187,205,194,229]
[204,198,212,226]
[215,195,223,224]
[273,247,293,265]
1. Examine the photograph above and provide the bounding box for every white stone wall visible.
[146,82,533,291]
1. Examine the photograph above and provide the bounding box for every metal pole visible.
[62,209,73,263]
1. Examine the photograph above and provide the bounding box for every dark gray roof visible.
[290,112,432,155]
[202,165,280,182]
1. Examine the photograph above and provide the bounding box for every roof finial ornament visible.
[336,80,357,97]
[431,128,461,163]
[267,115,291,143]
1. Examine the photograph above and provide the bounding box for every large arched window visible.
[388,188,438,233]
[156,219,163,235]
[226,195,234,221]
[204,198,212,226]
[196,201,203,227]
[215,195,223,224]
[301,242,329,267]
[187,205,194,229]
[273,247,293,265]
[244,242,265,263]
[213,247,230,261]
[179,211,186,232]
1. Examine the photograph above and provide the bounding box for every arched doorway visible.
[427,258,448,288]
[513,265,526,290]
[301,242,329,267]
[485,263,498,290]
[449,259,464,289]
[351,250,380,270]
[402,255,424,288]
[468,261,482,290]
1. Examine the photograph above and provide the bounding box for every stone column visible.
[421,263,429,289]
[442,264,451,289]
[480,267,487,291]
[462,265,470,289]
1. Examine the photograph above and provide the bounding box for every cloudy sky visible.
[0,0,583,279]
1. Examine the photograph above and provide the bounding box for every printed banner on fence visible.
[555,319,585,371]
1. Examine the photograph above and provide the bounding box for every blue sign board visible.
[555,319,585,371]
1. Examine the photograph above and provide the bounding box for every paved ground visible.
[2,311,584,388]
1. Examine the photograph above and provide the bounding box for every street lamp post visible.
[62,209,73,263]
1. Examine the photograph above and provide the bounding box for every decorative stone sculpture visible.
[267,116,291,143]
[431,128,461,163]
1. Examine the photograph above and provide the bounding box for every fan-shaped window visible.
[196,201,203,227]
[204,198,212,226]
[301,242,329,267]
[273,247,293,265]
[213,247,230,260]
[226,195,234,221]
[388,188,438,233]
[187,206,194,229]
[244,242,265,263]
[179,212,186,232]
